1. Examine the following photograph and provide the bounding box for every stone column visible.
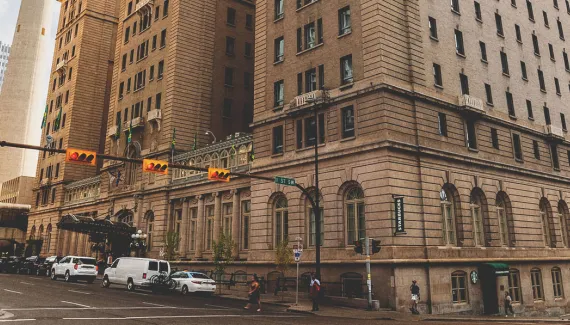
[194,195,204,259]
[231,190,240,258]
[179,198,190,258]
[213,192,222,243]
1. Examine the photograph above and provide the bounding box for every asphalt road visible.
[0,273,563,324]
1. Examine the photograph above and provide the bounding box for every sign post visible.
[394,196,405,234]
[365,237,372,310]
[293,237,303,306]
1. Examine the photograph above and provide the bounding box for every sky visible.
[0,0,60,45]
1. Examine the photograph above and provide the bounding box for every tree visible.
[274,238,293,297]
[212,233,236,293]
[163,231,180,261]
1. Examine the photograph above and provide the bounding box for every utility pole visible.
[365,237,372,310]
[314,102,321,280]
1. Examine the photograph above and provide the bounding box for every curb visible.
[215,294,293,308]
[423,317,563,323]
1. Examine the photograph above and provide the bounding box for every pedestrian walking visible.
[244,274,262,312]
[410,280,420,314]
[310,272,321,311]
[504,291,515,317]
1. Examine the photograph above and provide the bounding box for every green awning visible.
[483,263,510,276]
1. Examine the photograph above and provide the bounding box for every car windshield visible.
[77,258,96,265]
[189,273,210,279]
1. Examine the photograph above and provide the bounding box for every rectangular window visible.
[521,61,528,80]
[149,65,155,80]
[119,82,124,99]
[562,113,567,130]
[538,69,546,91]
[304,22,316,49]
[531,269,544,301]
[127,78,131,92]
[527,100,534,119]
[480,41,488,62]
[543,10,550,27]
[527,0,535,20]
[438,112,448,136]
[158,60,164,79]
[242,201,250,250]
[558,20,565,40]
[227,7,236,25]
[274,80,284,107]
[555,0,560,8]
[534,140,541,159]
[500,51,509,74]
[455,29,465,55]
[495,13,504,35]
[124,27,130,43]
[152,35,157,50]
[245,42,252,57]
[226,37,235,55]
[509,271,522,303]
[533,34,540,55]
[147,97,152,111]
[305,68,317,92]
[556,78,561,95]
[160,29,167,48]
[246,14,253,29]
[506,91,515,116]
[564,52,570,70]
[297,28,302,52]
[274,37,284,62]
[429,17,438,39]
[544,105,552,125]
[338,6,351,35]
[156,92,162,109]
[318,64,325,90]
[485,83,493,104]
[433,63,443,87]
[121,54,127,70]
[460,73,469,95]
[451,272,468,303]
[552,268,564,299]
[129,49,134,63]
[224,67,233,86]
[466,120,477,149]
[272,125,284,154]
[275,0,284,19]
[297,73,303,95]
[451,0,460,12]
[340,55,353,84]
[552,144,560,169]
[513,133,523,160]
[515,24,522,42]
[567,0,570,12]
[549,44,556,60]
[474,1,482,20]
[491,128,499,149]
[342,106,355,138]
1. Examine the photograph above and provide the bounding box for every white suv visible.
[51,256,98,283]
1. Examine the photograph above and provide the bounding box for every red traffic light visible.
[66,149,97,166]
[142,159,168,175]
[208,168,230,182]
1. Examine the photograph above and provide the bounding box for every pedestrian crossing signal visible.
[142,159,169,175]
[208,168,230,182]
[65,149,97,166]
[353,240,363,255]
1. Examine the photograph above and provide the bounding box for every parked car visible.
[5,256,23,274]
[38,256,61,276]
[102,257,170,291]
[170,271,216,295]
[18,256,45,275]
[0,257,7,273]
[50,256,97,283]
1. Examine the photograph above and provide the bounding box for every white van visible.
[101,257,170,291]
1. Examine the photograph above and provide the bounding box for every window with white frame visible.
[531,268,544,301]
[338,6,351,36]
[451,271,468,303]
[340,54,353,84]
[346,187,365,245]
[307,191,324,247]
[275,197,288,245]
[440,188,457,245]
[223,203,232,236]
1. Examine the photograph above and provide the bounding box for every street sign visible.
[275,176,296,186]
[293,245,303,262]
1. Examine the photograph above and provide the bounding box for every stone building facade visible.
[25,0,570,317]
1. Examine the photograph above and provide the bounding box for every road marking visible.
[3,307,180,311]
[205,304,233,309]
[68,289,90,295]
[19,282,33,286]
[126,291,149,296]
[64,315,304,320]
[142,302,168,307]
[61,301,92,308]
[3,289,22,294]
[0,320,36,323]
[67,282,87,287]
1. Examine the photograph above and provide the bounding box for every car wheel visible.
[181,285,189,296]
[64,271,71,283]
[50,270,57,281]
[101,277,110,288]
[127,280,135,291]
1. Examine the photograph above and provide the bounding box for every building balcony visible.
[135,0,154,13]
[54,60,67,74]
[39,178,51,187]
[289,90,324,111]
[458,94,485,115]
[123,117,145,131]
[545,125,564,141]
[147,109,162,133]
[107,125,118,138]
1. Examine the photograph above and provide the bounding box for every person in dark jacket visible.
[244,274,262,312]
[410,280,420,314]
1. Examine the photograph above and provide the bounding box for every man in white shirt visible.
[310,273,321,311]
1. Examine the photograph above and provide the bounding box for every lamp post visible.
[130,229,148,257]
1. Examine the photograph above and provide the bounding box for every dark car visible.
[38,256,60,277]
[0,257,7,273]
[5,256,24,274]
[19,256,45,275]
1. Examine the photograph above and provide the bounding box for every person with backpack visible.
[310,272,321,311]
[410,280,420,314]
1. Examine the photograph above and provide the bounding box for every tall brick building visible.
[25,0,570,317]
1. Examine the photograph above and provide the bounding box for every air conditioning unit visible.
[107,125,118,138]
[545,125,564,138]
[147,109,162,122]
[459,94,484,112]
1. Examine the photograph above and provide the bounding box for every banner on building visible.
[394,196,405,234]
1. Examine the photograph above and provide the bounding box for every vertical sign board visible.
[394,196,405,234]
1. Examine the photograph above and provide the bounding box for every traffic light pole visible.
[365,236,372,310]
[313,101,322,281]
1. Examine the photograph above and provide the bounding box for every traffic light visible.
[65,148,97,166]
[142,159,169,175]
[371,239,381,254]
[353,240,363,255]
[208,168,230,182]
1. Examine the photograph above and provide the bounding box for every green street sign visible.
[275,176,296,186]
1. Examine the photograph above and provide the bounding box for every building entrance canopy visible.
[481,263,510,276]
[56,214,135,237]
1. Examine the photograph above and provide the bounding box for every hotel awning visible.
[56,214,135,237]
[482,263,510,276]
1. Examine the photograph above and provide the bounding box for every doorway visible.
[479,266,498,314]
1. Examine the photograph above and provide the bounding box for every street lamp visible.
[130,229,148,257]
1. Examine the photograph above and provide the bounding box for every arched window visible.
[451,271,468,303]
[275,196,288,245]
[440,187,457,245]
[558,201,569,248]
[238,145,248,165]
[470,188,489,247]
[119,211,134,226]
[345,187,365,244]
[551,267,564,298]
[211,153,219,168]
[203,154,211,169]
[306,190,324,247]
[229,147,237,167]
[539,198,555,247]
[531,268,544,301]
[195,157,202,169]
[508,269,522,303]
[496,192,514,247]
[220,150,229,168]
